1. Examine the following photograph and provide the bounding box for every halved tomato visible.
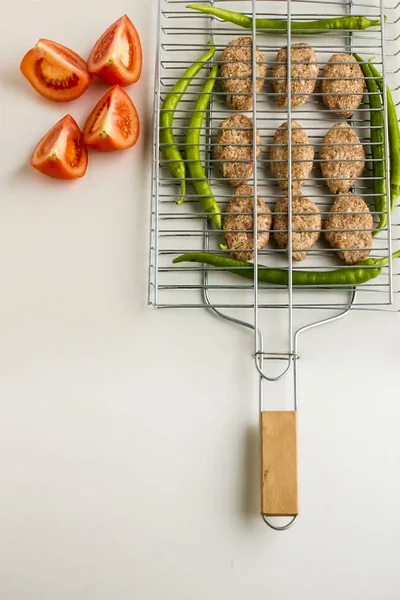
[83,85,140,152]
[31,114,88,179]
[87,15,142,86]
[20,39,92,102]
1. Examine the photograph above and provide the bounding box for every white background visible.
[1,1,400,599]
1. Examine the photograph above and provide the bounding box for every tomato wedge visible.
[31,114,88,179]
[83,85,140,152]
[87,15,142,86]
[20,39,92,102]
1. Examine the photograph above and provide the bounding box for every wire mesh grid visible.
[149,0,400,312]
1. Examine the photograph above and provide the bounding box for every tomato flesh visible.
[31,114,88,179]
[83,85,140,152]
[34,58,79,90]
[87,15,142,86]
[21,39,92,102]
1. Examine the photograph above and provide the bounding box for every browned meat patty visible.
[270,120,314,190]
[321,54,364,118]
[325,194,373,264]
[271,43,319,108]
[214,114,261,187]
[320,123,366,194]
[220,37,267,111]
[224,184,272,261]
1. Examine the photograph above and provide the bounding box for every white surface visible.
[1,1,400,599]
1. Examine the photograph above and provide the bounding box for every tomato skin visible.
[83,85,140,152]
[31,114,88,179]
[87,15,142,86]
[20,39,92,102]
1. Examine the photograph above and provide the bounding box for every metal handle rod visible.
[251,0,295,383]
[252,0,261,359]
[380,0,394,303]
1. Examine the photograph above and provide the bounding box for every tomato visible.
[87,15,142,86]
[20,39,92,102]
[31,114,88,179]
[83,85,140,152]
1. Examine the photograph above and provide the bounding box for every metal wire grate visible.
[149,0,400,531]
[149,0,400,312]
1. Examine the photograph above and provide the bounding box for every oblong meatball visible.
[271,43,319,108]
[214,114,261,187]
[321,54,364,118]
[270,120,314,190]
[320,123,365,194]
[325,194,373,264]
[273,194,321,261]
[220,36,267,111]
[224,184,272,261]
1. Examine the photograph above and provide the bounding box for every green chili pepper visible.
[173,251,400,286]
[185,64,221,229]
[187,5,383,33]
[366,60,400,209]
[354,55,387,237]
[160,42,215,205]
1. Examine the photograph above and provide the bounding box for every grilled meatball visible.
[271,43,319,108]
[273,194,321,261]
[220,36,267,111]
[214,114,261,187]
[270,120,314,190]
[325,194,373,264]
[321,54,364,118]
[224,184,272,261]
[320,123,365,194]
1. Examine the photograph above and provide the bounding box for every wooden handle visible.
[261,411,298,517]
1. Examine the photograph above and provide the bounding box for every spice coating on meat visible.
[224,184,272,260]
[271,43,319,108]
[270,120,314,190]
[321,54,364,118]
[273,194,321,261]
[220,37,267,111]
[214,114,261,186]
[325,194,373,264]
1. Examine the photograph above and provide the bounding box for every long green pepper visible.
[185,64,221,229]
[367,60,400,209]
[187,5,383,32]
[173,251,400,287]
[160,42,215,205]
[354,55,387,237]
